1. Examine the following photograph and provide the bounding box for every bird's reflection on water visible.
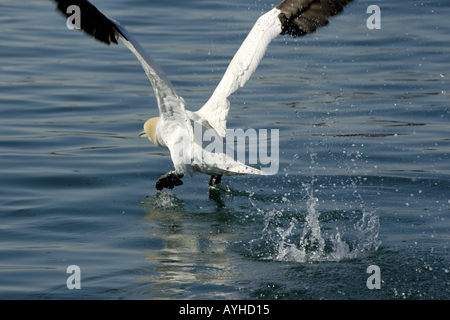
[137,187,245,299]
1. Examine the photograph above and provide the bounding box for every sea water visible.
[0,0,449,299]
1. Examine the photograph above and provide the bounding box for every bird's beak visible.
[139,130,147,139]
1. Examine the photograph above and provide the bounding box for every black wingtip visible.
[52,0,123,45]
[276,0,354,38]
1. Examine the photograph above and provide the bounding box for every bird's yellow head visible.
[143,117,161,147]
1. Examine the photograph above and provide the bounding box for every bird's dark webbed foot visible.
[156,171,184,191]
[208,175,222,187]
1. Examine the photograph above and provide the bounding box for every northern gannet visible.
[53,0,353,190]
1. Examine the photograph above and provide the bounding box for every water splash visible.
[251,185,380,262]
[147,191,184,209]
[249,149,381,263]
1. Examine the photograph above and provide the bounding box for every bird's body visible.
[53,0,353,190]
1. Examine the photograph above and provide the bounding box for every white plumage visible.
[53,0,353,190]
[196,8,283,138]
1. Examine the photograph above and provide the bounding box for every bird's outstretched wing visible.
[53,0,193,161]
[196,0,353,137]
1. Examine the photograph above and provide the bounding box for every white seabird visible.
[53,0,353,190]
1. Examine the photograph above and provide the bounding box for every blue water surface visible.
[0,0,449,299]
